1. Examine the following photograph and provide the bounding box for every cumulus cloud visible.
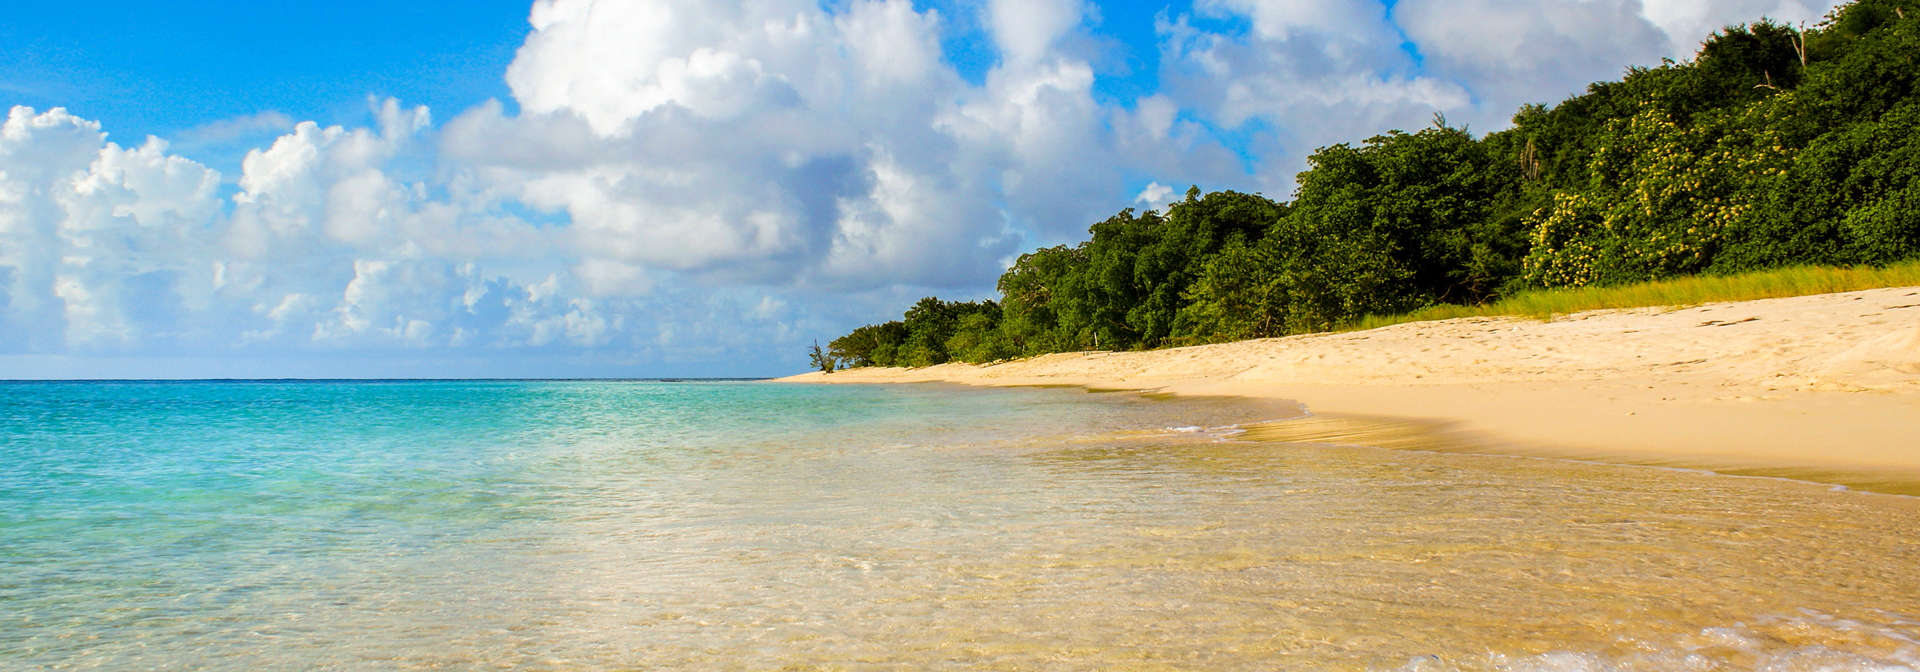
[990,0,1091,64]
[1394,0,1673,118]
[1135,181,1176,209]
[0,0,1853,375]
[1392,0,1841,128]
[1639,0,1840,50]
[1157,0,1471,187]
[458,0,1242,287]
[0,103,629,363]
[1150,0,1845,186]
[0,107,221,350]
[1,0,1205,373]
[470,0,1012,287]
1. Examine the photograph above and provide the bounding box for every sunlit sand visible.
[785,287,1920,492]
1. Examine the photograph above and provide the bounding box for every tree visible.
[830,321,908,367]
[807,340,837,373]
[821,0,1920,357]
[946,307,1012,363]
[1277,121,1521,305]
[997,244,1086,355]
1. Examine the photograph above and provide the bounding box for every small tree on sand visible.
[807,340,838,373]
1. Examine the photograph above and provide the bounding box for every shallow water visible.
[2,380,1916,671]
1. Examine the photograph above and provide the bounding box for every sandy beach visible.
[784,286,1920,491]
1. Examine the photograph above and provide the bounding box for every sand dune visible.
[781,286,1920,487]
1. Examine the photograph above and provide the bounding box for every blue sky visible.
[0,0,1844,378]
[0,2,528,126]
[0,1,531,172]
[1,0,1214,167]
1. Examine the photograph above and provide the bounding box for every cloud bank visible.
[0,0,1844,376]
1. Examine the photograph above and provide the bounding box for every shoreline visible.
[780,286,1920,494]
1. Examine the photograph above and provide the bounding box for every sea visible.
[2,379,1916,671]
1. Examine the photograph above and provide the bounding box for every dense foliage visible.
[827,0,1920,368]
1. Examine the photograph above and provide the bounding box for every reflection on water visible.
[2,381,1916,671]
[1244,412,1920,498]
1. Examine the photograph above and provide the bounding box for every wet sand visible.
[781,286,1920,492]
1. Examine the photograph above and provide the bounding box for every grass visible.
[1343,260,1920,332]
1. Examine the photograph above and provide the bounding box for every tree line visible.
[825,0,1919,370]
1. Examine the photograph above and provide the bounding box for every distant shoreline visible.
[0,378,775,383]
[781,286,1920,494]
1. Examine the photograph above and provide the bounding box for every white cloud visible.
[459,0,1240,287]
[171,111,297,147]
[1157,0,1846,186]
[1390,0,1841,130]
[0,0,1851,376]
[8,0,1244,374]
[473,0,1001,286]
[1200,0,1395,41]
[1391,0,1672,126]
[574,258,653,297]
[990,0,1089,64]
[1158,2,1469,186]
[0,104,622,362]
[0,107,223,349]
[1640,0,1839,51]
[1135,181,1176,210]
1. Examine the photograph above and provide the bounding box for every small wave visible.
[1154,424,1253,440]
[1380,614,1920,672]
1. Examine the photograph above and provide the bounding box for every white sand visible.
[781,286,1920,477]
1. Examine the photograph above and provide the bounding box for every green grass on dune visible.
[1344,261,1920,332]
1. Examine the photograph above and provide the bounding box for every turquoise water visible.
[4,380,1918,671]
[0,380,1261,669]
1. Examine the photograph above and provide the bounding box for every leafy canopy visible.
[821,0,1920,366]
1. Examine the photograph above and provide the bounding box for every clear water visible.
[2,380,1916,671]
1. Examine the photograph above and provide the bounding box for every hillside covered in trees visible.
[827,0,1919,369]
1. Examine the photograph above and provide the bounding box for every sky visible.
[0,0,1845,378]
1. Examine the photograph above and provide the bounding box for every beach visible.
[784,286,1920,490]
[11,378,1920,669]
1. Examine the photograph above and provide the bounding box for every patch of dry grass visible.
[1345,261,1920,331]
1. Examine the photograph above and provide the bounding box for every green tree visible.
[1177,217,1411,341]
[822,0,1920,360]
[1009,189,1288,351]
[946,305,1013,363]
[996,244,1086,355]
[806,340,837,373]
[1522,100,1792,287]
[829,321,908,367]
[1277,120,1522,305]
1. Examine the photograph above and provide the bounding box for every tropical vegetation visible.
[826,0,1920,369]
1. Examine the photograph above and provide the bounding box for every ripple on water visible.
[1,380,1916,671]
